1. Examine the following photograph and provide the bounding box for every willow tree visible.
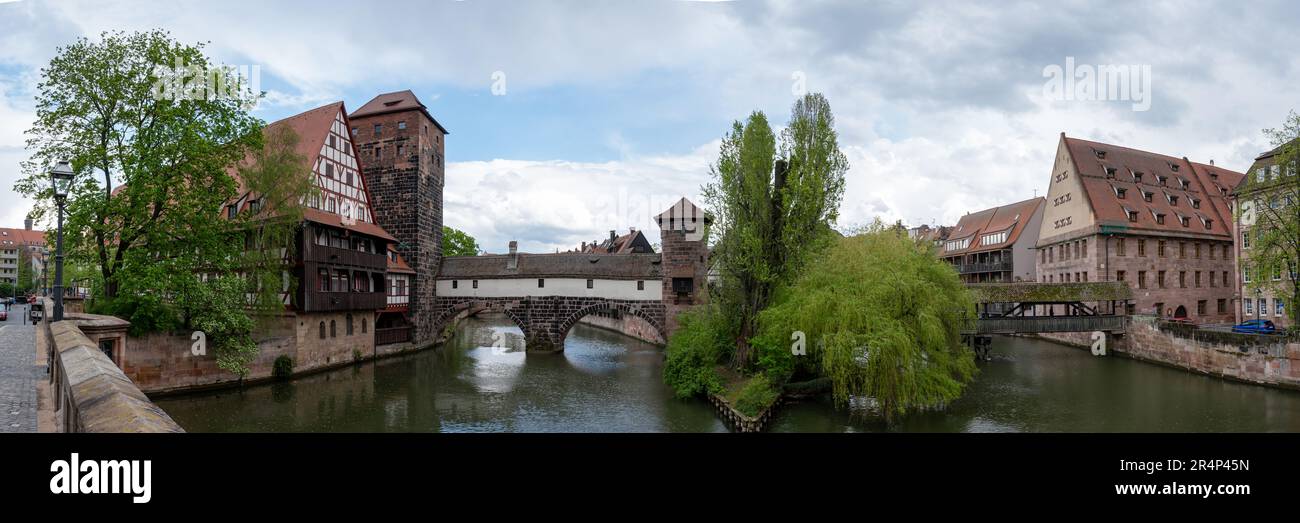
[703,93,848,368]
[753,222,977,421]
[1237,111,1300,322]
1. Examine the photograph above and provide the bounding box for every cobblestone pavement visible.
[0,304,40,433]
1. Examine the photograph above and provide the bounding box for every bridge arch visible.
[433,299,530,341]
[557,301,668,347]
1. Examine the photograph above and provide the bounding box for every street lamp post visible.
[50,161,73,322]
[1255,288,1262,324]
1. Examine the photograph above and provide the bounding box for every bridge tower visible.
[656,198,713,336]
[349,91,449,347]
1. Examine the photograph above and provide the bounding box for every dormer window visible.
[1166,192,1178,206]
[1179,178,1189,189]
[1105,166,1117,178]
[1132,170,1144,183]
[1191,198,1201,209]
[1153,211,1165,224]
[1115,186,1127,199]
[1169,162,1180,173]
[1179,215,1190,227]
[1127,209,1139,222]
[1157,175,1168,186]
[1142,190,1153,202]
[1095,149,1107,159]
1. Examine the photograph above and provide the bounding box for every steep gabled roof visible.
[1062,135,1241,239]
[942,197,1044,256]
[349,90,449,134]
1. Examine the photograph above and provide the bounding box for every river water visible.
[157,315,1300,432]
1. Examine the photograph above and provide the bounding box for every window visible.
[362,318,368,334]
[538,278,545,288]
[318,269,330,292]
[1243,229,1251,249]
[1244,265,1252,283]
[1154,302,1164,317]
[1115,186,1126,198]
[374,146,382,159]
[1167,192,1178,206]
[637,280,645,291]
[397,144,404,157]
[981,231,1008,246]
[1223,271,1229,287]
[1198,300,1207,315]
[1179,242,1186,258]
[398,120,407,130]
[1217,299,1226,314]
[1137,239,1146,257]
[347,314,354,336]
[1194,243,1201,258]
[1261,298,1269,316]
[351,127,358,136]
[472,280,478,289]
[1138,271,1147,289]
[1246,299,1254,314]
[1192,198,1201,209]
[1117,270,1126,282]
[1117,238,1126,256]
[1158,241,1166,257]
[452,280,458,289]
[1158,270,1166,288]
[1154,212,1165,225]
[586,279,594,289]
[374,124,382,136]
[1278,299,1286,317]
[1127,210,1138,222]
[1209,271,1216,287]
[1178,271,1185,288]
[1081,239,1087,257]
[330,320,337,338]
[319,322,326,339]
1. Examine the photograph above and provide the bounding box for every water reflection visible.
[771,335,1300,433]
[157,314,727,433]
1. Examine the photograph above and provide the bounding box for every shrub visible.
[732,373,780,417]
[272,355,294,380]
[663,305,732,398]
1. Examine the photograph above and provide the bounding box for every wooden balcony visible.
[958,260,1013,274]
[302,244,386,270]
[302,290,387,312]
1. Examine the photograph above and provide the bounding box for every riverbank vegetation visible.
[666,93,978,421]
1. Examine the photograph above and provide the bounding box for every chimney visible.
[1210,159,1215,166]
[609,230,616,242]
[24,218,32,230]
[507,241,518,270]
[581,241,587,250]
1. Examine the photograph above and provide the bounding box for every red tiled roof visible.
[386,245,415,274]
[227,102,397,243]
[1062,135,1241,238]
[349,90,449,134]
[0,227,46,252]
[943,197,1044,256]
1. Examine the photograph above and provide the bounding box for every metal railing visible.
[957,261,1013,274]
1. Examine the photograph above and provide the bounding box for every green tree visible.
[702,93,848,368]
[752,222,977,421]
[15,29,262,300]
[16,250,35,294]
[1237,110,1300,322]
[442,226,481,257]
[13,30,300,378]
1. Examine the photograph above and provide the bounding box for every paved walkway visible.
[0,305,40,433]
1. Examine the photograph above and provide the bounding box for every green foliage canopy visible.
[442,226,481,257]
[752,222,978,421]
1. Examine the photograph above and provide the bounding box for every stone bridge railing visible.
[41,299,183,433]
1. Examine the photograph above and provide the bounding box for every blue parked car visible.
[1232,319,1281,335]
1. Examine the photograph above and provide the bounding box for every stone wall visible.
[576,312,666,345]
[351,107,443,348]
[1037,316,1300,390]
[43,308,182,433]
[124,311,377,394]
[432,295,667,352]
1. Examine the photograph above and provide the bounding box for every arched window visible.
[346,314,354,335]
[330,320,337,338]
[319,321,326,339]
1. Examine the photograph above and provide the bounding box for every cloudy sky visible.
[1,0,1297,252]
